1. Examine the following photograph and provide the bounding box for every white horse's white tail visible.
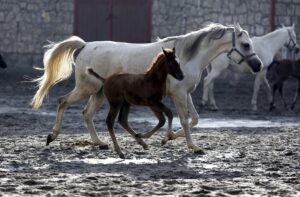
[31,36,86,109]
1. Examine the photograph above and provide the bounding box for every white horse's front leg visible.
[251,71,265,111]
[162,93,199,143]
[168,92,204,154]
[262,73,272,104]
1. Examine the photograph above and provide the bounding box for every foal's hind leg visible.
[106,105,124,158]
[47,88,88,145]
[83,90,108,149]
[118,103,148,150]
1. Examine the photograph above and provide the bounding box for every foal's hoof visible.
[99,144,109,150]
[118,153,125,159]
[135,133,142,138]
[161,139,167,146]
[143,145,149,150]
[194,149,205,155]
[46,134,53,146]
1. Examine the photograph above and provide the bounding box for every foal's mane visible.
[146,51,168,77]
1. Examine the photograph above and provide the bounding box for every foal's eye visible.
[242,43,250,50]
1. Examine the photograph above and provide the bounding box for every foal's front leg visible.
[118,103,149,150]
[138,107,166,139]
[278,83,288,109]
[269,83,278,111]
[139,102,173,142]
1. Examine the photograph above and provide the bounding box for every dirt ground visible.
[0,71,300,196]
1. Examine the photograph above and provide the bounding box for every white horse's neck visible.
[258,28,289,58]
[157,32,232,68]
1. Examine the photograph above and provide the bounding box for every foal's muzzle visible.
[247,57,262,73]
[175,72,184,81]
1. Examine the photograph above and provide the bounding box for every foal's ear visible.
[172,47,176,54]
[162,47,169,56]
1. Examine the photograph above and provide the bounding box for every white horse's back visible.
[76,41,162,77]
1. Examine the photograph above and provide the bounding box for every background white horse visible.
[202,25,299,110]
[31,23,262,154]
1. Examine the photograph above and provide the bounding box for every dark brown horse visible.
[88,48,184,158]
[0,53,7,69]
[267,58,300,111]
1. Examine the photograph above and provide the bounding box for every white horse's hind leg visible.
[83,90,108,149]
[47,88,88,145]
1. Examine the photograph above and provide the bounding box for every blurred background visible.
[0,0,299,74]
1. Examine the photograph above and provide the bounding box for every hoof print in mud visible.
[99,144,109,150]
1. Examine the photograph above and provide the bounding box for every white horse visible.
[202,25,299,110]
[31,23,262,154]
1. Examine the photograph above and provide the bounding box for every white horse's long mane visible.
[157,23,246,61]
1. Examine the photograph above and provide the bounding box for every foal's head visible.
[147,48,184,81]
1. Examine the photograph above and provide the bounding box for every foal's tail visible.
[87,68,106,82]
[31,36,86,109]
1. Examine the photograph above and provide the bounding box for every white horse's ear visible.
[292,23,295,28]
[281,24,285,28]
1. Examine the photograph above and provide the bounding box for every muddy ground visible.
[0,72,300,196]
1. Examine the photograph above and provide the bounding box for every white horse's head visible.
[199,23,262,73]
[224,24,262,73]
[282,24,299,53]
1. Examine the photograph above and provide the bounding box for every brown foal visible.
[267,58,300,111]
[88,48,184,158]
